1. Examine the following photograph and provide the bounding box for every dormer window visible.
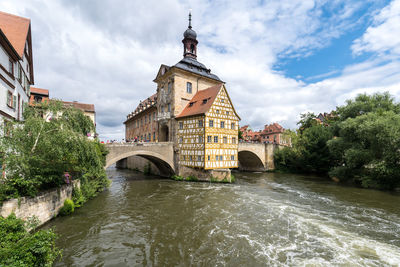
[189,102,194,107]
[202,99,208,104]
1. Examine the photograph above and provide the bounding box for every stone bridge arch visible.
[105,143,175,177]
[238,143,266,171]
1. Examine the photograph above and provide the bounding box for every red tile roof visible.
[30,87,49,96]
[176,84,223,119]
[0,11,30,58]
[261,123,284,135]
[62,101,95,113]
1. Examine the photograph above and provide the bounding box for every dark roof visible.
[125,93,157,122]
[174,57,222,82]
[176,84,223,119]
[183,27,197,39]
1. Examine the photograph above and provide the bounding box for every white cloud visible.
[0,0,399,139]
[352,0,400,57]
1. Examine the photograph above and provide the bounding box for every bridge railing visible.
[105,142,174,146]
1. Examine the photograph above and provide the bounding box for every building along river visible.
[45,167,400,266]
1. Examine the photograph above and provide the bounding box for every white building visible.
[0,11,34,128]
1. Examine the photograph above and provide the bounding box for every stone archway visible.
[105,145,175,178]
[238,150,265,171]
[159,125,169,142]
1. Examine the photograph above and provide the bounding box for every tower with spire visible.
[124,11,240,178]
[182,11,198,59]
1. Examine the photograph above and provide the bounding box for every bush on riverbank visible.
[275,92,400,190]
[59,199,75,216]
[0,101,109,205]
[0,214,61,266]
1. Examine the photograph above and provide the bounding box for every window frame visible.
[186,82,192,93]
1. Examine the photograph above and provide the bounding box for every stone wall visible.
[126,155,160,175]
[0,180,80,226]
[178,165,231,181]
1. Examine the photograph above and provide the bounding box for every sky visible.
[1,0,400,140]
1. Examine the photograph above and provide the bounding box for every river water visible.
[46,167,400,266]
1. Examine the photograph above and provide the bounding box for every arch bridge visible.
[105,142,280,176]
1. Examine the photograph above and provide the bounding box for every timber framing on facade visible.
[124,12,240,171]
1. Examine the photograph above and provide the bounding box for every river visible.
[46,167,400,266]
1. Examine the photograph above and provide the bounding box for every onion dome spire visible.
[182,10,198,59]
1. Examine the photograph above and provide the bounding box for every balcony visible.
[157,112,171,121]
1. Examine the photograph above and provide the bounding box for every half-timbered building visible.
[176,84,240,169]
[124,13,240,175]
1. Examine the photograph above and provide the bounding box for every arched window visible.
[190,44,195,54]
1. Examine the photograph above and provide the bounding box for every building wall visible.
[155,67,221,143]
[171,69,221,117]
[177,115,205,168]
[125,106,158,141]
[0,41,32,125]
[204,87,239,169]
[126,155,160,175]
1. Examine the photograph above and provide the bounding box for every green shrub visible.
[0,214,61,266]
[185,175,198,181]
[59,199,75,216]
[171,175,183,181]
[72,187,85,208]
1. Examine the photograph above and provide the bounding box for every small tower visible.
[182,11,198,59]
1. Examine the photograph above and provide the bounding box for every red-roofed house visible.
[260,123,291,146]
[29,87,49,104]
[0,11,34,125]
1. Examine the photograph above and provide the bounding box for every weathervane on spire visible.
[188,9,192,29]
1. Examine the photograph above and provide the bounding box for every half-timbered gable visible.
[204,84,239,169]
[177,84,239,170]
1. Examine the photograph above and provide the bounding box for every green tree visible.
[336,92,400,121]
[0,101,109,203]
[297,125,334,174]
[297,112,318,134]
[328,111,400,189]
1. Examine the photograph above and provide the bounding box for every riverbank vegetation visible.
[0,214,61,266]
[275,92,400,190]
[0,100,109,204]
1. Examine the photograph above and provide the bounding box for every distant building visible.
[62,101,96,127]
[260,123,291,146]
[29,87,49,104]
[124,94,158,142]
[240,125,261,142]
[315,112,335,125]
[0,11,34,126]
